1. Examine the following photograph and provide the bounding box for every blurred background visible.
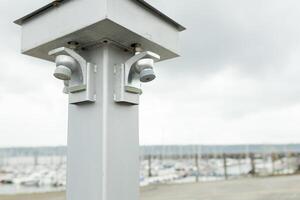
[1,145,300,192]
[1,0,300,199]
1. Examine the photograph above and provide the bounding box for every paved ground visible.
[1,175,300,200]
[142,175,300,200]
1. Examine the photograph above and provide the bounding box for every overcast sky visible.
[0,0,300,147]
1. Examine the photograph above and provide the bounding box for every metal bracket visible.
[114,64,140,105]
[68,63,96,104]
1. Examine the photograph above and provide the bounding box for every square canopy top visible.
[15,0,185,62]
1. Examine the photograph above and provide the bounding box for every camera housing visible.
[135,58,156,83]
[54,55,77,81]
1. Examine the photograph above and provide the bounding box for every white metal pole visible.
[67,44,139,200]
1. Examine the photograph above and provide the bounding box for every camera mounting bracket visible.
[114,51,160,105]
[49,47,97,104]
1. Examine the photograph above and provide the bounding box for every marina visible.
[0,145,300,195]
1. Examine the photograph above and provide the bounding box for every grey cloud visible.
[167,0,300,77]
[143,0,300,119]
[1,0,300,145]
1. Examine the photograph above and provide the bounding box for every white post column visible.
[15,2,184,199]
[67,44,139,200]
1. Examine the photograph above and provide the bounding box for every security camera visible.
[135,58,156,82]
[122,51,160,93]
[53,55,77,80]
[49,47,97,104]
[114,50,160,104]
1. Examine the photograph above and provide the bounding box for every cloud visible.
[1,0,300,146]
[0,0,68,147]
[140,0,300,144]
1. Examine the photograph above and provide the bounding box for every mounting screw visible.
[131,43,143,53]
[67,41,80,50]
